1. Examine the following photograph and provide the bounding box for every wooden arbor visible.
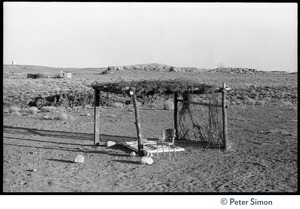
[91,80,230,155]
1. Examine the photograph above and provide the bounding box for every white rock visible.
[130,152,136,157]
[74,155,84,163]
[164,100,174,110]
[85,105,92,109]
[86,113,91,116]
[141,156,154,165]
[111,102,124,108]
[106,141,116,147]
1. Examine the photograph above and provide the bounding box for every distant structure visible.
[12,61,17,65]
[59,71,72,78]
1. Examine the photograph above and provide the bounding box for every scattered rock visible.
[41,106,57,112]
[259,130,270,134]
[130,152,136,157]
[74,155,84,163]
[141,156,154,165]
[106,141,116,147]
[80,113,90,116]
[279,130,292,136]
[85,105,92,109]
[164,100,174,110]
[111,102,124,108]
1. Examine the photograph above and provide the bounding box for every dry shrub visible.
[53,108,75,121]
[3,108,10,113]
[57,111,69,120]
[256,100,266,106]
[230,101,237,105]
[281,101,296,110]
[27,107,39,115]
[244,96,256,106]
[9,106,21,113]
[41,106,57,113]
[12,111,22,116]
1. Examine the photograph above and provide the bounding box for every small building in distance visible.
[59,71,72,79]
[12,61,17,65]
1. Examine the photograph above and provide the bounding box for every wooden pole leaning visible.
[94,89,101,145]
[130,90,144,156]
[174,92,178,140]
[221,83,228,151]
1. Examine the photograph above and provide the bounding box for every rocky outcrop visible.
[102,63,177,74]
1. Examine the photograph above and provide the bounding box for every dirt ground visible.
[3,105,297,192]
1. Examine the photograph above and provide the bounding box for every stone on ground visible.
[74,155,84,163]
[107,141,116,147]
[141,156,154,165]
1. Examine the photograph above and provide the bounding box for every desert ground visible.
[3,64,298,193]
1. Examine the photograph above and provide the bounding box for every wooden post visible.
[221,83,228,150]
[94,89,101,145]
[174,92,178,140]
[131,91,144,156]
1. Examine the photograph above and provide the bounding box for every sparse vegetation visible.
[27,107,39,115]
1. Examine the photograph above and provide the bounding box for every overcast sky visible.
[3,2,297,71]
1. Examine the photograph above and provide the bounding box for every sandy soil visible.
[3,105,297,193]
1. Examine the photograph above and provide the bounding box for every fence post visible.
[94,89,101,145]
[222,83,228,150]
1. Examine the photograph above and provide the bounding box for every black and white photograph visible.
[3,2,297,195]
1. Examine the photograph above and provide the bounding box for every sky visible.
[3,2,298,72]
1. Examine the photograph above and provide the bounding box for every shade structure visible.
[91,79,230,154]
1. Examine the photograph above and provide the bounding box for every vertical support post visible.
[131,91,144,156]
[94,89,101,145]
[174,92,178,140]
[221,82,228,150]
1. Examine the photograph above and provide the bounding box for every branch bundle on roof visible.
[91,79,217,96]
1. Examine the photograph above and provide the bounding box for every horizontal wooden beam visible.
[94,87,127,95]
[177,99,223,108]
